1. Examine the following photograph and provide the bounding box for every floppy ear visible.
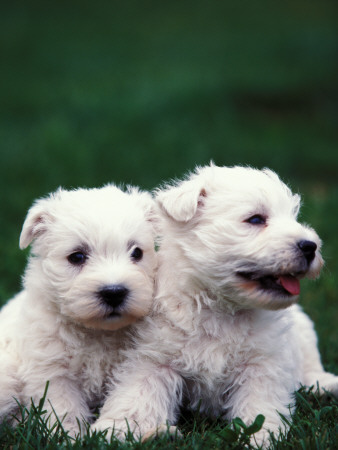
[156,178,206,222]
[19,199,53,249]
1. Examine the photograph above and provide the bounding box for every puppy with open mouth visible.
[0,184,157,435]
[93,165,338,447]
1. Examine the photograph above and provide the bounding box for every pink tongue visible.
[279,276,300,296]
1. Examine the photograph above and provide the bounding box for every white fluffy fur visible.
[0,184,157,435]
[92,165,338,446]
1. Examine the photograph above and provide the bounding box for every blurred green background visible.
[0,0,337,367]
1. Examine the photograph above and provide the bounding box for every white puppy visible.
[93,165,338,446]
[0,184,157,435]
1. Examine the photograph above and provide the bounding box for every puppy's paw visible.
[250,422,284,449]
[322,380,338,397]
[64,422,82,439]
[250,428,272,449]
[321,375,338,397]
[91,419,123,441]
[310,372,338,397]
[57,418,85,439]
[141,424,182,442]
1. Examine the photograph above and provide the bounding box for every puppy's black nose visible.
[298,240,317,264]
[98,285,129,308]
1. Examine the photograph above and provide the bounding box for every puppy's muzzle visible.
[298,240,317,265]
[98,285,129,308]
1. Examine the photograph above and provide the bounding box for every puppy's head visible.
[20,185,158,330]
[156,164,323,310]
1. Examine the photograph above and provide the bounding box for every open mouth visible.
[106,311,122,318]
[237,271,301,296]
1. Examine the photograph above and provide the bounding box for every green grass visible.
[1,387,337,449]
[0,0,337,448]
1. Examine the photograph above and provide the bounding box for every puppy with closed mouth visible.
[0,184,157,435]
[92,165,338,446]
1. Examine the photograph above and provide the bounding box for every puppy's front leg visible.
[93,361,183,440]
[0,351,20,420]
[27,376,91,436]
[226,368,294,447]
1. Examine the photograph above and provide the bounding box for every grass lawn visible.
[0,0,337,448]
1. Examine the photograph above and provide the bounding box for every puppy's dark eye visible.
[245,215,266,225]
[68,252,87,265]
[131,247,143,261]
